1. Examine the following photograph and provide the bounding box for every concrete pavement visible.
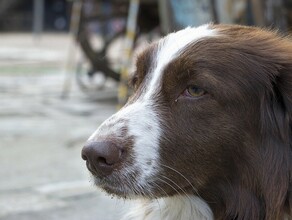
[0,33,132,220]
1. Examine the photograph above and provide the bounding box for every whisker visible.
[149,182,165,219]
[149,180,169,199]
[160,163,198,194]
[160,163,209,202]
[161,174,197,217]
[160,175,194,203]
[156,177,182,197]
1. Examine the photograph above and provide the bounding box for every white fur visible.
[122,195,213,220]
[144,24,217,100]
[88,24,217,183]
[88,100,161,185]
[88,24,217,218]
[119,101,161,181]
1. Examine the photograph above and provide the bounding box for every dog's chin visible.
[92,175,195,200]
[92,175,141,199]
[99,184,130,199]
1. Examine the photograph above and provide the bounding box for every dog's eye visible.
[184,85,206,97]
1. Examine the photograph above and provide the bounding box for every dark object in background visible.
[76,0,159,83]
[0,0,33,31]
[45,0,71,31]
[0,0,71,32]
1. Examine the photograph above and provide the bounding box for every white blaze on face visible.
[143,24,217,100]
[88,24,217,185]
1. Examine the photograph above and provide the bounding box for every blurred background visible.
[1,0,292,219]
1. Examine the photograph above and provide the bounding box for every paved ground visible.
[0,33,132,220]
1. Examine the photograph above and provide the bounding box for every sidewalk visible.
[0,33,132,220]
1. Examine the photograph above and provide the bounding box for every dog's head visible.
[82,24,292,218]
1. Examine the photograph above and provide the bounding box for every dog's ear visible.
[258,38,292,142]
[269,69,291,141]
[259,59,292,218]
[277,69,292,127]
[277,68,292,217]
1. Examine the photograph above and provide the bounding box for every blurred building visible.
[0,0,71,32]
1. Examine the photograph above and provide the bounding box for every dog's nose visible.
[81,141,122,176]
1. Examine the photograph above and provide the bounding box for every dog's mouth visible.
[82,139,198,199]
[92,172,196,199]
[94,176,127,197]
[92,173,143,199]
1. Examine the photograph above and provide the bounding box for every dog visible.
[82,24,292,220]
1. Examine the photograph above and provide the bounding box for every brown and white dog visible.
[82,24,292,220]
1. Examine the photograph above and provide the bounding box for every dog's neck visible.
[122,195,291,220]
[122,195,213,220]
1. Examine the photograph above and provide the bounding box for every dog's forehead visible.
[156,24,217,68]
[139,24,217,100]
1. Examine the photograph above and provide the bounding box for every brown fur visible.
[130,24,292,220]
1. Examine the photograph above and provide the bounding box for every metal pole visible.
[60,0,83,99]
[158,0,171,34]
[118,0,140,108]
[33,0,44,39]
